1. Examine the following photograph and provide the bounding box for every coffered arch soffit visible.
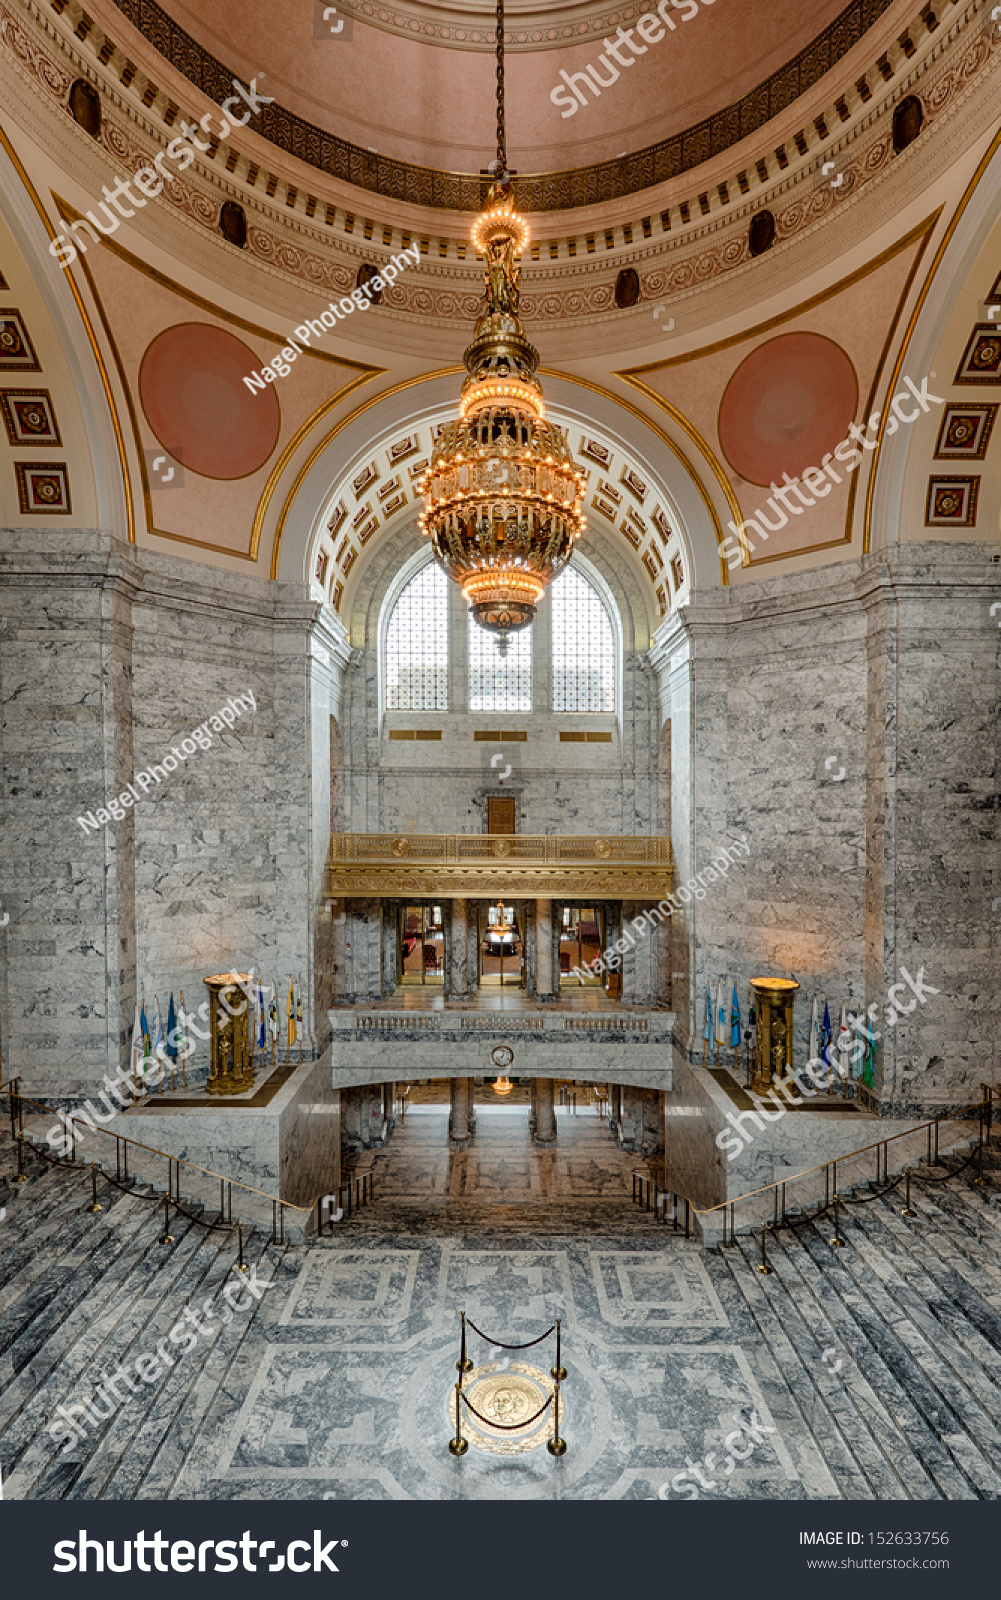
[278,370,724,638]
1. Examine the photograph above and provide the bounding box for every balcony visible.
[326,833,673,899]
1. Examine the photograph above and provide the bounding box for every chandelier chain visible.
[495,0,506,176]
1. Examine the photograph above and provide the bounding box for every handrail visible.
[696,1088,994,1217]
[2,1082,333,1230]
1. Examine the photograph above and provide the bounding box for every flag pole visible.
[179,989,186,1087]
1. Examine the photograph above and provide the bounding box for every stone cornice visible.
[5,0,990,358]
[98,0,903,212]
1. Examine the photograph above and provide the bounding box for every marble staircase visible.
[714,1145,1001,1499]
[0,1138,285,1499]
[0,1126,998,1499]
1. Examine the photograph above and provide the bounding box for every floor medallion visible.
[447,1362,561,1456]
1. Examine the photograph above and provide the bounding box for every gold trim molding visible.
[327,832,673,899]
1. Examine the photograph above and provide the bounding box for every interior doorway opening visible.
[478,900,525,987]
[398,904,445,984]
[559,906,606,987]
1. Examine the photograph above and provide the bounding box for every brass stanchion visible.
[159,1193,175,1245]
[756,1220,773,1275]
[974,1114,988,1186]
[456,1309,473,1374]
[547,1376,567,1457]
[900,1167,916,1218]
[87,1162,103,1213]
[448,1382,468,1457]
[237,1220,248,1272]
[830,1193,845,1248]
[14,1128,27,1183]
[550,1315,567,1381]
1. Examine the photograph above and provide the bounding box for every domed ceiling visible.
[118,0,862,175]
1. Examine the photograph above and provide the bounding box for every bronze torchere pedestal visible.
[204,972,255,1096]
[750,977,800,1095]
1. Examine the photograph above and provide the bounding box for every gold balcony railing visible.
[326,833,673,899]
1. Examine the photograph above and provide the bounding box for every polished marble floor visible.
[345,989,662,1012]
[11,1099,998,1503]
[345,1093,642,1211]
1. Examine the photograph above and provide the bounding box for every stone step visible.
[720,1235,912,1499]
[754,1223,959,1499]
[166,1245,304,1502]
[771,1216,992,1498]
[0,1205,220,1488]
[828,1200,1001,1489]
[4,1215,263,1499]
[125,1240,289,1500]
[849,1191,1001,1392]
[0,1188,172,1436]
[713,1241,883,1498]
[0,1175,151,1361]
[62,1233,279,1500]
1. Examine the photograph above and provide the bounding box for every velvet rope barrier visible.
[465,1318,556,1349]
[461,1390,553,1430]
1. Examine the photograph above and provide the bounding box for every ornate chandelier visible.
[419,1,586,639]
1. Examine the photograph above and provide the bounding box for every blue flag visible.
[140,999,150,1053]
[730,984,741,1049]
[257,982,266,1048]
[166,993,177,1063]
[703,983,712,1042]
[821,1000,833,1069]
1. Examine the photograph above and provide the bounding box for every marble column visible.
[641,1088,663,1156]
[448,898,469,999]
[449,1076,475,1145]
[342,1085,364,1151]
[610,1082,622,1132]
[533,1076,556,1145]
[384,1080,397,1133]
[382,903,398,998]
[619,1084,641,1149]
[535,898,555,1003]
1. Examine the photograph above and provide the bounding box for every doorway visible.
[559,906,606,987]
[478,901,525,987]
[487,796,516,834]
[398,904,445,985]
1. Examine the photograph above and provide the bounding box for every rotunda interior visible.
[0,0,999,1541]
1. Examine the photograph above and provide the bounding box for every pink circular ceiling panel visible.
[139,323,279,480]
[718,333,858,488]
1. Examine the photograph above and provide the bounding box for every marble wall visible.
[2,526,994,1135]
[0,531,346,1100]
[653,543,1000,1117]
[107,1054,340,1209]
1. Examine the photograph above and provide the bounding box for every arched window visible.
[469,617,532,711]
[550,564,615,712]
[385,560,448,710]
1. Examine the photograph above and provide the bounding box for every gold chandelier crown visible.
[419,40,586,636]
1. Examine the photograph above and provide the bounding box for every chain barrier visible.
[465,1317,556,1349]
[461,1389,552,1431]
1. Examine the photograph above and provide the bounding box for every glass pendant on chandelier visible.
[419,0,586,651]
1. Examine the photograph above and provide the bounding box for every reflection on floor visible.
[348,990,656,1012]
[345,1093,641,1213]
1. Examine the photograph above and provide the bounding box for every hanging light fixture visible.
[419,0,586,645]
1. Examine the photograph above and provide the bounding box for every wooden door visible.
[487,796,515,834]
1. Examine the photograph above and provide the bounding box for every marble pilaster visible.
[448,897,469,998]
[532,1076,556,1144]
[535,897,555,1002]
[448,1075,475,1145]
